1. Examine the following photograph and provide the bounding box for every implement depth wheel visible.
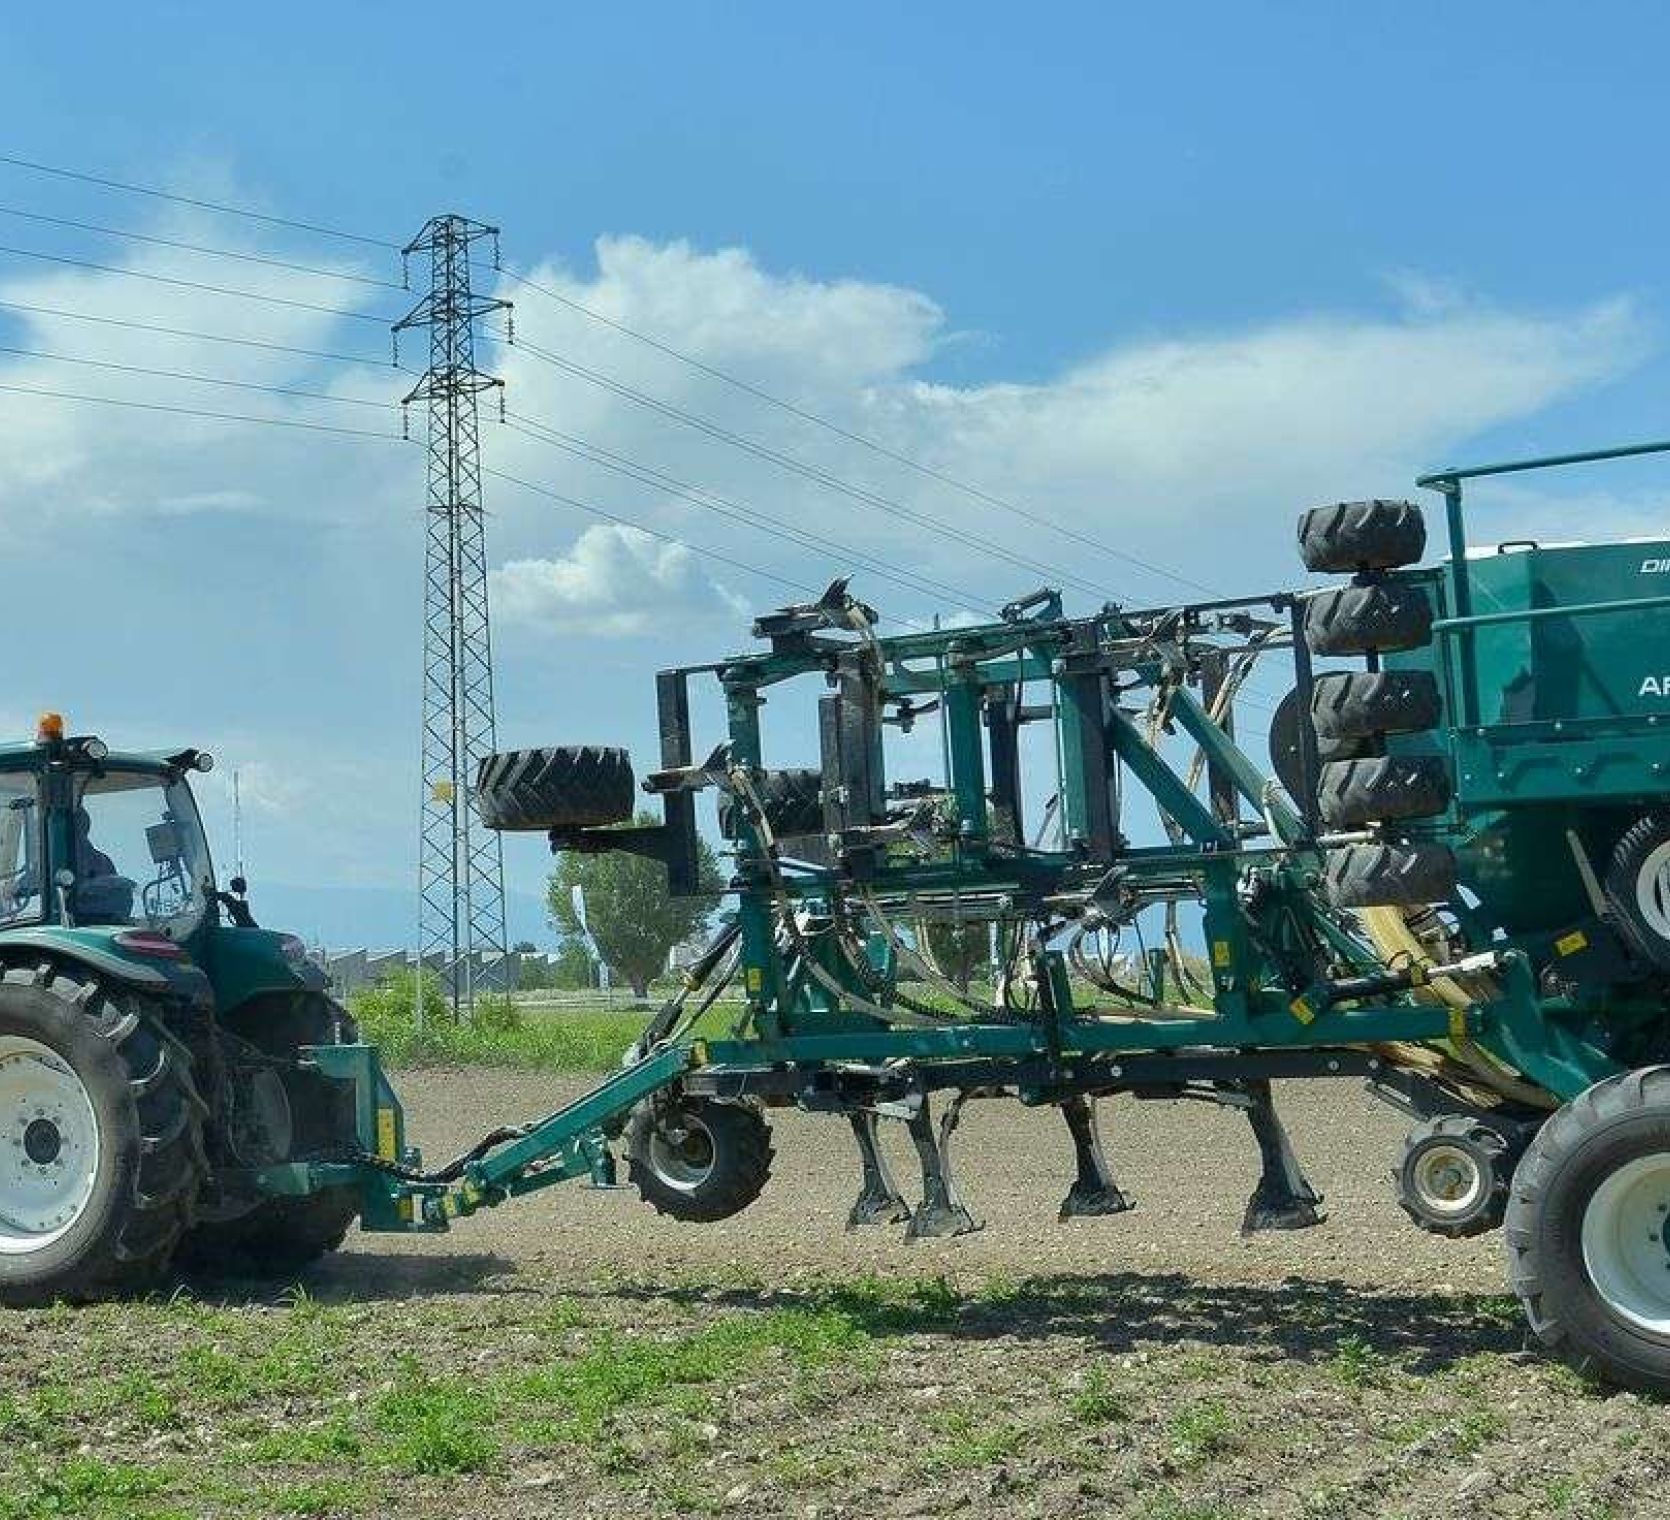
[1397,1116,1512,1238]
[0,964,204,1304]
[626,1098,774,1223]
[1507,1068,1670,1393]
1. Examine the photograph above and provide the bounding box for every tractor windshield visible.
[70,770,213,937]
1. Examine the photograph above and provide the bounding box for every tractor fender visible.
[202,927,329,1012]
[0,926,213,1003]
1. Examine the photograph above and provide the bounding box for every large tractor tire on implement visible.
[475,745,635,831]
[179,994,362,1277]
[0,963,204,1304]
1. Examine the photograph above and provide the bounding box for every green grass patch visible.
[373,1361,500,1475]
[354,990,653,1072]
[0,1457,170,1520]
[1167,1399,1241,1465]
[1068,1364,1132,1424]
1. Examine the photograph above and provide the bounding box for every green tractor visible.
[0,715,360,1302]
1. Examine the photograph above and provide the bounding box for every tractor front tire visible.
[0,963,205,1305]
[178,995,361,1278]
[1506,1068,1670,1393]
[626,1098,774,1223]
[475,746,635,832]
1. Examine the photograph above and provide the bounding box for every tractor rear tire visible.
[718,768,825,841]
[1396,1115,1513,1238]
[0,963,205,1305]
[1323,842,1456,908]
[1505,1068,1670,1393]
[177,995,361,1278]
[1311,670,1442,744]
[626,1098,774,1223]
[1317,755,1452,829]
[1304,583,1433,657]
[475,746,635,832]
[1297,500,1426,574]
[1603,813,1670,974]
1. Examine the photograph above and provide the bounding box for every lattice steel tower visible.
[394,215,511,1017]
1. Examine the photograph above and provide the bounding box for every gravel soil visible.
[2,1068,1666,1520]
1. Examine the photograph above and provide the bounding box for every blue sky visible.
[0,3,1665,943]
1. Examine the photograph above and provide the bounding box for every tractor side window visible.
[73,773,211,936]
[0,778,39,926]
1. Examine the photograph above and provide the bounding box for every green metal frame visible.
[306,440,1670,1236]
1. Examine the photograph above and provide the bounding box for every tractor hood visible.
[198,924,329,1012]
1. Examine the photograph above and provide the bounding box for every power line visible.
[0,203,403,289]
[0,297,393,369]
[490,261,1217,597]
[504,413,978,612]
[0,151,395,250]
[0,342,394,411]
[0,378,404,439]
[0,243,394,324]
[488,329,1116,601]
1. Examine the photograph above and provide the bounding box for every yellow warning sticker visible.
[1288,995,1314,1024]
[1449,1008,1469,1041]
[1555,929,1589,957]
[746,966,763,993]
[376,1107,398,1160]
[1211,940,1232,968]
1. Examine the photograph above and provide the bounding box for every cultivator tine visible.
[1057,1095,1134,1220]
[844,1110,911,1228]
[1237,1079,1325,1232]
[903,1093,982,1240]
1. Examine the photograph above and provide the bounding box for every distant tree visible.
[548,814,724,999]
[518,939,594,992]
[511,939,538,954]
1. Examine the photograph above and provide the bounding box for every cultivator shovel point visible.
[903,1094,983,1240]
[1236,1080,1326,1233]
[844,1109,911,1228]
[1057,1095,1135,1220]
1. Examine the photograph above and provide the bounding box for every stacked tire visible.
[1295,500,1457,910]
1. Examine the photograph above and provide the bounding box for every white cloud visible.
[492,522,736,636]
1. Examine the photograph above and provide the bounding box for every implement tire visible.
[178,995,361,1278]
[1603,813,1670,974]
[475,746,635,832]
[1304,583,1433,657]
[1311,670,1442,744]
[719,768,825,841]
[0,962,205,1305]
[1324,842,1456,908]
[1297,500,1426,573]
[1506,1068,1670,1393]
[1397,1115,1512,1239]
[627,1098,774,1223]
[1317,755,1452,829]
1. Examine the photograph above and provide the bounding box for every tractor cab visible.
[0,715,217,942]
